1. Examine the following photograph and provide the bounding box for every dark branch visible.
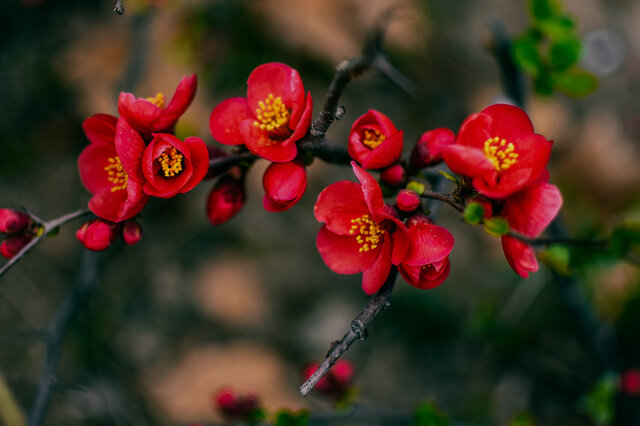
[207,152,255,178]
[507,231,608,248]
[0,209,90,280]
[299,138,351,166]
[113,0,124,14]
[420,191,464,213]
[300,268,398,396]
[28,251,100,426]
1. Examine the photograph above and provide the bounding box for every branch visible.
[207,152,255,178]
[113,0,124,14]
[28,251,100,426]
[299,137,351,166]
[507,231,608,248]
[300,268,398,396]
[0,209,90,280]
[420,191,464,213]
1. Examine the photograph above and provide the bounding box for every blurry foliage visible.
[412,401,450,426]
[579,372,617,426]
[273,408,310,426]
[512,0,598,97]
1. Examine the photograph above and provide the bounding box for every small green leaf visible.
[538,244,572,275]
[512,36,542,77]
[413,402,450,426]
[407,181,426,195]
[534,69,554,95]
[463,202,485,225]
[549,38,582,71]
[483,217,510,236]
[537,15,576,40]
[438,170,458,183]
[274,409,310,426]
[553,69,598,97]
[529,0,561,21]
[579,373,617,426]
[46,226,60,238]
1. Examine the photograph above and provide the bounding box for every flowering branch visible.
[300,267,398,396]
[0,209,90,280]
[28,251,100,426]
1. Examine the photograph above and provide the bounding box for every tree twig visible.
[113,0,124,15]
[420,190,464,213]
[0,209,91,280]
[300,268,398,396]
[28,251,100,426]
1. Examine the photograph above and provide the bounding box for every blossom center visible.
[158,147,184,177]
[146,92,165,108]
[362,128,386,150]
[105,156,128,192]
[483,136,518,171]
[254,94,290,132]
[348,214,385,253]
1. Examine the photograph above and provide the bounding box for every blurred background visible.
[1,0,640,424]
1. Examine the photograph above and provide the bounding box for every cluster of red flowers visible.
[0,209,34,259]
[77,75,208,250]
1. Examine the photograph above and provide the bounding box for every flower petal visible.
[484,104,534,142]
[351,162,385,216]
[180,136,210,194]
[314,181,368,235]
[504,183,563,237]
[502,235,539,278]
[441,145,496,180]
[239,119,298,162]
[82,114,117,146]
[361,241,393,295]
[402,223,454,266]
[316,225,378,274]
[246,63,305,116]
[456,112,492,148]
[209,97,254,145]
[361,130,403,170]
[115,117,146,182]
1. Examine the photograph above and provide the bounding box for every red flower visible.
[209,63,313,162]
[0,209,31,234]
[302,359,354,395]
[141,133,209,198]
[206,175,246,225]
[76,219,122,251]
[348,110,403,170]
[395,189,421,212]
[118,74,197,135]
[1,234,33,259]
[122,219,143,246]
[262,160,307,212]
[442,104,552,198]
[78,115,148,222]
[398,213,454,289]
[410,127,455,169]
[314,162,409,295]
[501,178,563,278]
[379,164,407,187]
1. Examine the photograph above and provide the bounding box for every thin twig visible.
[507,231,608,248]
[0,209,90,280]
[299,138,351,166]
[207,152,256,178]
[300,268,398,396]
[420,191,464,213]
[113,0,124,14]
[28,251,100,426]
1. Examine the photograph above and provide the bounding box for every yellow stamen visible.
[362,128,386,150]
[483,136,519,171]
[348,214,385,253]
[158,147,184,177]
[104,156,128,192]
[253,93,290,132]
[146,92,165,108]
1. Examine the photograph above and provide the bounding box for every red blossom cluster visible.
[0,209,34,259]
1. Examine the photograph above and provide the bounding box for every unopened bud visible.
[122,220,143,246]
[0,234,33,259]
[379,164,406,187]
[410,128,455,168]
[206,175,246,225]
[0,209,31,234]
[76,219,121,251]
[263,160,307,212]
[396,189,421,212]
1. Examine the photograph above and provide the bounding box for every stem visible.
[299,138,351,166]
[207,152,255,178]
[507,231,608,248]
[300,268,398,396]
[420,191,464,213]
[0,209,91,280]
[113,0,124,14]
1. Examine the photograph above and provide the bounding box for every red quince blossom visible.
[118,74,197,136]
[206,175,246,225]
[76,219,122,251]
[303,359,354,395]
[379,164,407,187]
[78,115,149,223]
[314,162,409,295]
[442,104,552,198]
[348,110,403,170]
[262,160,307,212]
[0,209,31,234]
[122,219,143,246]
[396,189,421,212]
[1,234,33,259]
[209,63,313,162]
[398,213,454,289]
[141,133,209,198]
[410,127,455,169]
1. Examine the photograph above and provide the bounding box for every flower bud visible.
[122,220,143,246]
[263,160,307,212]
[76,219,121,251]
[379,164,406,187]
[206,175,245,225]
[621,369,640,396]
[410,127,455,168]
[396,189,421,212]
[0,209,31,234]
[213,388,260,421]
[0,234,33,259]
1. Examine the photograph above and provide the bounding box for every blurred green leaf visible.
[407,181,426,195]
[534,69,554,95]
[513,36,542,77]
[464,202,485,225]
[549,38,582,71]
[538,244,572,275]
[552,69,598,97]
[537,15,576,40]
[438,170,459,183]
[413,402,450,426]
[274,409,310,426]
[529,0,561,21]
[510,412,537,426]
[484,217,510,236]
[579,373,617,426]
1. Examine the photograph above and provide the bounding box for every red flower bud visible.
[263,160,307,212]
[621,369,640,396]
[379,164,406,187]
[1,234,33,259]
[0,209,31,234]
[348,110,403,169]
[206,176,246,225]
[76,219,122,251]
[410,127,455,168]
[213,388,260,421]
[122,220,143,246]
[396,189,421,212]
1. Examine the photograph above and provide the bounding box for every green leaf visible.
[537,15,576,40]
[579,373,617,426]
[46,226,60,238]
[552,69,598,97]
[413,402,450,426]
[483,217,510,236]
[549,38,582,71]
[438,170,458,183]
[463,202,485,225]
[512,36,542,77]
[529,0,561,21]
[534,69,554,95]
[538,244,572,275]
[274,409,310,426]
[407,181,426,195]
[510,412,537,426]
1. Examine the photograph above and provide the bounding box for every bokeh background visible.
[1,0,640,424]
